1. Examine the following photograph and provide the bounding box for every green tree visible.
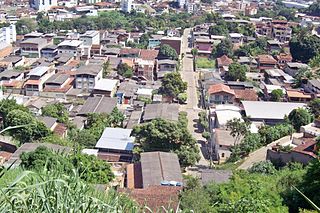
[132,118,200,167]
[159,44,178,60]
[16,18,37,35]
[0,99,29,127]
[226,118,250,145]
[249,160,277,175]
[270,89,284,102]
[293,68,316,88]
[42,103,69,124]
[226,62,247,81]
[289,35,320,63]
[288,108,313,131]
[6,109,50,144]
[213,39,233,58]
[159,72,187,99]
[117,63,133,78]
[308,98,320,118]
[208,25,228,36]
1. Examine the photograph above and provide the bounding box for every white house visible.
[57,40,84,58]
[0,24,16,45]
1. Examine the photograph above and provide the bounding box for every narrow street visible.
[180,28,210,175]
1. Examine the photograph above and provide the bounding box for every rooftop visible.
[58,40,83,47]
[208,83,235,95]
[45,73,69,85]
[140,152,182,188]
[27,66,49,77]
[78,96,117,115]
[242,101,306,120]
[76,65,102,76]
[94,79,119,92]
[143,103,179,122]
[95,127,135,151]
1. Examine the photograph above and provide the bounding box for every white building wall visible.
[121,0,133,13]
[0,25,16,45]
[31,0,58,11]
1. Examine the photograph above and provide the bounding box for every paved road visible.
[238,133,303,170]
[180,28,210,175]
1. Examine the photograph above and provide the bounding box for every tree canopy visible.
[270,89,284,102]
[42,103,69,124]
[289,35,320,63]
[213,39,233,58]
[288,108,313,131]
[159,72,187,99]
[117,63,134,78]
[132,117,200,167]
[21,146,114,184]
[226,63,247,82]
[159,44,178,60]
[308,98,320,118]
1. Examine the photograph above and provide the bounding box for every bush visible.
[249,160,277,175]
[196,58,215,68]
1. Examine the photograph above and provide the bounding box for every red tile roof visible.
[208,84,235,95]
[257,54,277,64]
[140,49,159,60]
[53,123,67,137]
[216,55,233,67]
[234,89,258,101]
[119,186,181,211]
[24,79,40,86]
[120,48,141,55]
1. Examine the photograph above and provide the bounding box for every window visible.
[221,153,225,158]
[223,95,229,101]
[215,95,220,101]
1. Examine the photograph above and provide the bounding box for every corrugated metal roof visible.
[95,128,134,151]
[27,66,49,77]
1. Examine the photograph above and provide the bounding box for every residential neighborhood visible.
[0,0,319,212]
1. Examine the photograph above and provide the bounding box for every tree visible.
[191,48,198,57]
[288,108,313,131]
[226,118,250,145]
[159,44,178,60]
[270,89,284,102]
[159,72,187,99]
[249,160,277,175]
[208,25,228,36]
[177,92,187,103]
[117,63,133,78]
[21,146,115,184]
[0,98,29,127]
[289,35,320,63]
[6,109,50,144]
[213,39,233,58]
[132,118,200,167]
[293,68,316,88]
[16,18,37,35]
[42,103,69,124]
[308,98,320,118]
[226,63,247,81]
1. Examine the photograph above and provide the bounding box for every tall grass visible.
[0,169,139,213]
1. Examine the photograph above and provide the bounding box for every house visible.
[285,62,309,77]
[257,54,277,70]
[140,152,183,188]
[237,56,257,70]
[194,38,214,56]
[95,127,135,162]
[140,49,159,61]
[134,58,155,81]
[20,38,49,58]
[41,44,58,58]
[74,65,103,92]
[225,81,254,90]
[304,79,320,94]
[286,89,312,103]
[57,40,84,58]
[216,55,233,70]
[157,59,177,79]
[229,33,243,45]
[80,30,100,46]
[136,88,153,99]
[214,129,236,163]
[234,89,258,102]
[37,116,58,131]
[148,34,163,49]
[267,138,317,166]
[211,105,242,128]
[92,79,119,97]
[120,48,140,58]
[77,96,118,116]
[116,81,139,105]
[160,37,182,55]
[271,20,292,43]
[267,40,282,52]
[275,53,292,69]
[24,66,54,96]
[207,84,235,105]
[26,98,56,116]
[264,68,294,86]
[242,101,306,125]
[143,103,179,122]
[0,56,24,71]
[43,73,74,98]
